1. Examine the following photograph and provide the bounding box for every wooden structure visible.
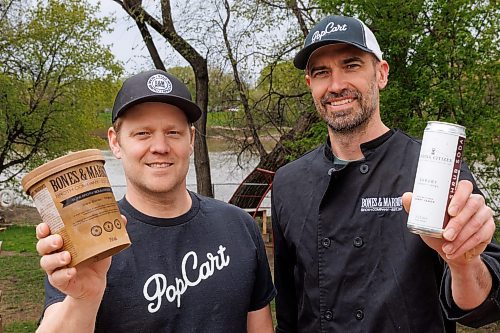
[0,290,3,333]
[229,168,275,240]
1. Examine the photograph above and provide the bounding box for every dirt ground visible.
[1,205,41,226]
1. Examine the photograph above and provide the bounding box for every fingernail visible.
[443,228,456,241]
[443,244,453,254]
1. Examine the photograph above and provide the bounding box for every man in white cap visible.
[272,15,499,332]
[35,69,276,332]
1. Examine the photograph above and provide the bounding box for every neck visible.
[328,116,389,160]
[124,186,192,218]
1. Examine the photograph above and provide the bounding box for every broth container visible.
[22,149,131,267]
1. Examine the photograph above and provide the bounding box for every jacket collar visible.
[324,129,396,162]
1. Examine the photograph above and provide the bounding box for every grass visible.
[0,226,44,333]
[1,226,38,253]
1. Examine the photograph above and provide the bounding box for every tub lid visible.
[22,149,105,193]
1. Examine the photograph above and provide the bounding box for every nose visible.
[149,134,171,154]
[326,71,348,93]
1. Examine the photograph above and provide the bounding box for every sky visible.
[90,0,187,75]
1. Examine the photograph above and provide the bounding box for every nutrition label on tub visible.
[33,185,64,233]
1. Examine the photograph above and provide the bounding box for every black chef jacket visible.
[272,129,500,333]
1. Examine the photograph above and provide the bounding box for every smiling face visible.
[108,102,194,201]
[305,43,389,134]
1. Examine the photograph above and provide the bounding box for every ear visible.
[377,60,390,90]
[305,74,312,88]
[189,126,195,155]
[108,127,122,159]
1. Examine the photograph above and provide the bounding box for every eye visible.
[346,63,361,70]
[167,130,180,136]
[311,69,329,78]
[134,131,151,138]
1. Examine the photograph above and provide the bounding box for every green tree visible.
[0,0,122,182]
[316,0,499,217]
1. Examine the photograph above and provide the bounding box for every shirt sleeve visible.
[272,187,299,333]
[440,241,500,327]
[246,211,277,312]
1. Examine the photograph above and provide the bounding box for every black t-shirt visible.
[44,191,276,332]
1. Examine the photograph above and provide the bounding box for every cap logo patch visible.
[147,74,173,94]
[312,22,348,43]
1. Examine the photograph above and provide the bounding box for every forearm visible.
[247,305,274,333]
[449,256,493,310]
[36,294,103,333]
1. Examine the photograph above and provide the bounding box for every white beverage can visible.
[407,121,466,238]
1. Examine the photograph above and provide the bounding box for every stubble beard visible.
[314,79,379,135]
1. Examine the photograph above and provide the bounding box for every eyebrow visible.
[308,64,328,73]
[342,56,364,64]
[308,55,366,73]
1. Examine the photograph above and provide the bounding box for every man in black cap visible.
[35,69,276,332]
[272,15,500,332]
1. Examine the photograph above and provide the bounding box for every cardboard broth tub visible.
[22,149,131,267]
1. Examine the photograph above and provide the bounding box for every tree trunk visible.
[230,111,319,208]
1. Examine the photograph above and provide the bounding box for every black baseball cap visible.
[112,69,202,123]
[294,15,383,70]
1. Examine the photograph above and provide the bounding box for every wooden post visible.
[0,289,3,333]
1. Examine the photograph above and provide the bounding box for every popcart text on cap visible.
[294,15,383,70]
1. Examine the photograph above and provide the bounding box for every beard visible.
[313,78,379,134]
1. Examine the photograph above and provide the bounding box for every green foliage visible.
[168,66,241,113]
[285,120,328,161]
[207,67,241,113]
[256,61,311,128]
[314,0,499,215]
[207,110,245,127]
[0,0,123,177]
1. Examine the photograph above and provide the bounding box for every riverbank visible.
[1,206,41,226]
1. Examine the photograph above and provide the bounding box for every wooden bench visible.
[243,208,269,242]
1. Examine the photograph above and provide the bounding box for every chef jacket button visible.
[359,164,369,174]
[353,236,364,247]
[321,237,331,248]
[355,309,364,320]
[324,309,334,321]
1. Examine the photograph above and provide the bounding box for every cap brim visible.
[113,94,202,123]
[293,40,377,70]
